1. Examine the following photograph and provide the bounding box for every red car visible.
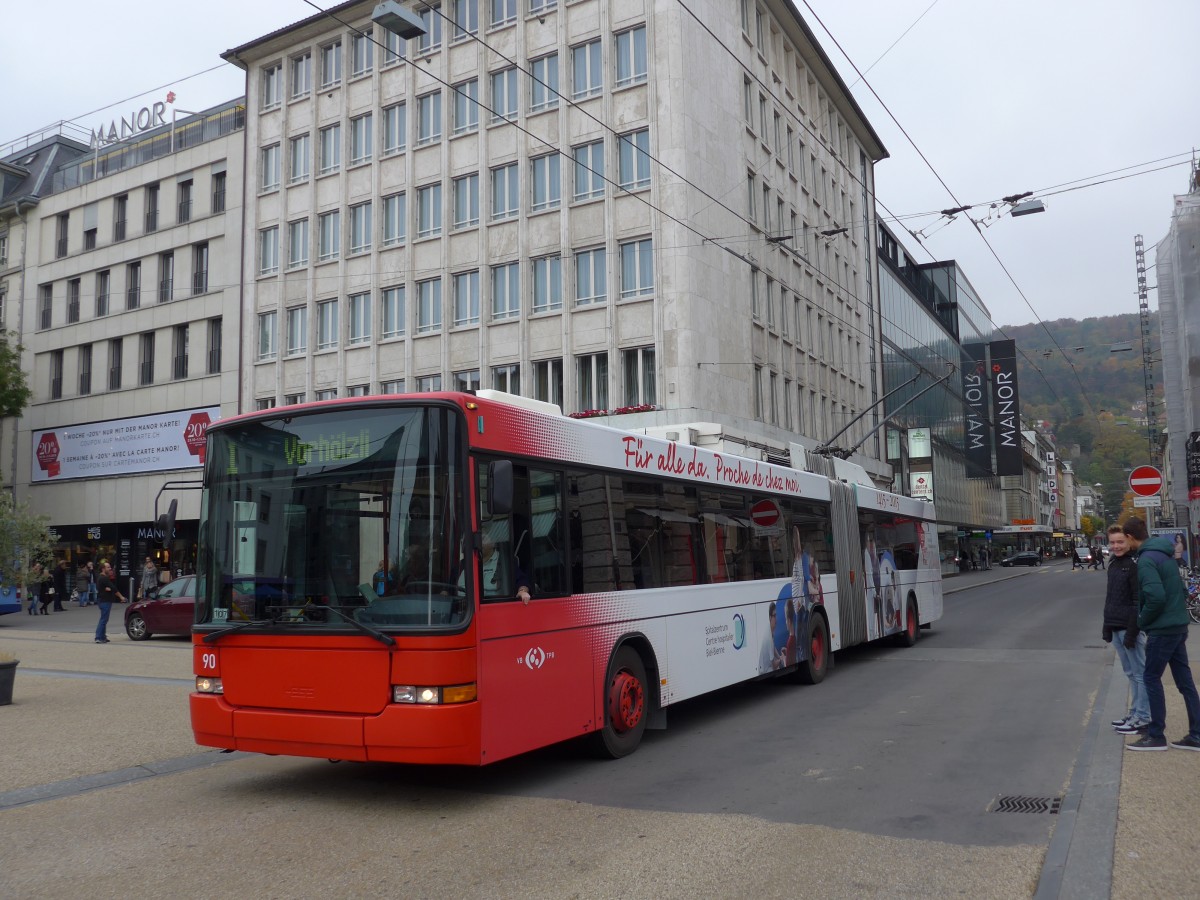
[124,575,196,640]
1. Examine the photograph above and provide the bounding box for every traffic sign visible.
[1134,496,1163,508]
[1129,465,1163,497]
[749,499,781,528]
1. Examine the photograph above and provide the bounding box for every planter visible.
[0,659,17,706]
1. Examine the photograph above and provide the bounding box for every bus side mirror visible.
[156,499,178,546]
[487,460,513,516]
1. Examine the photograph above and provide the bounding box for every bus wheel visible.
[796,616,829,685]
[895,596,919,647]
[594,646,648,759]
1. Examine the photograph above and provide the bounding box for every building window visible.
[530,53,559,112]
[258,311,278,361]
[177,179,193,223]
[618,129,650,190]
[138,332,155,386]
[623,346,655,406]
[382,286,405,337]
[108,339,123,390]
[123,261,144,310]
[417,5,443,54]
[491,262,519,320]
[529,0,557,15]
[532,255,562,313]
[453,271,480,325]
[38,284,52,329]
[158,251,174,303]
[491,163,518,220]
[347,384,370,397]
[416,375,442,393]
[571,39,602,99]
[451,0,478,39]
[753,365,763,420]
[381,378,405,394]
[289,133,311,182]
[490,67,518,123]
[83,227,97,251]
[78,344,92,396]
[531,153,561,211]
[417,92,442,145]
[614,25,647,87]
[490,0,516,28]
[350,113,373,164]
[350,202,372,254]
[351,31,374,76]
[383,102,406,154]
[291,52,312,98]
[320,41,342,88]
[261,144,281,191]
[575,247,606,305]
[577,352,608,411]
[173,324,189,380]
[620,239,654,299]
[262,63,283,109]
[417,278,443,333]
[114,194,128,241]
[207,318,222,373]
[284,393,306,406]
[383,192,407,245]
[453,173,479,228]
[349,292,372,344]
[452,80,479,134]
[288,219,309,269]
[144,184,159,233]
[417,183,442,238]
[573,140,604,201]
[319,124,342,174]
[212,172,226,213]
[259,226,279,275]
[318,210,341,261]
[454,369,480,392]
[383,29,407,65]
[492,363,519,394]
[49,349,63,399]
[317,299,339,350]
[534,358,562,406]
[286,306,307,355]
[67,278,80,323]
[95,270,110,317]
[256,397,278,411]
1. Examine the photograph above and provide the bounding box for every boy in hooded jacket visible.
[1102,525,1148,733]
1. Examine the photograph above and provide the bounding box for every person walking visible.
[1072,546,1084,571]
[1103,525,1150,735]
[27,562,43,615]
[37,563,54,614]
[1121,517,1200,751]
[84,560,98,607]
[93,561,126,644]
[51,560,69,612]
[75,561,89,606]
[139,557,159,601]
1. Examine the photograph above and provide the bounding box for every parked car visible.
[125,575,196,640]
[1000,551,1042,567]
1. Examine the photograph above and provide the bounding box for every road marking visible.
[21,667,191,687]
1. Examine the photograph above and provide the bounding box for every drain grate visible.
[990,795,1062,814]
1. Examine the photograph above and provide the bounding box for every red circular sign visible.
[1129,465,1163,497]
[749,499,781,528]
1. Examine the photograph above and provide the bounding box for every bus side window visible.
[529,469,566,596]
[567,471,618,593]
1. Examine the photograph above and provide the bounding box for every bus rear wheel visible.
[593,646,648,759]
[795,615,829,685]
[895,596,920,647]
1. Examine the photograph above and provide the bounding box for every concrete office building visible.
[223,0,891,479]
[0,101,245,581]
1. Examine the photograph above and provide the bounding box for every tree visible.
[1080,515,1104,539]
[0,492,54,590]
[0,331,31,419]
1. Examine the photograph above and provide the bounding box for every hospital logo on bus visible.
[732,613,746,650]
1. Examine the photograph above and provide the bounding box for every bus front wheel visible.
[795,615,829,685]
[593,646,649,759]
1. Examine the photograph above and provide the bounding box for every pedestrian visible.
[1121,517,1200,751]
[139,556,159,601]
[1103,525,1149,735]
[1072,547,1084,570]
[52,560,69,611]
[37,563,54,614]
[26,562,43,615]
[75,561,89,606]
[93,561,126,643]
[982,546,991,570]
[1089,546,1103,570]
[84,560,98,606]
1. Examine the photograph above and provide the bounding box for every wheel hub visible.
[608,670,644,733]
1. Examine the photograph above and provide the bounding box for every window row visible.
[37,243,211,330]
[44,319,222,400]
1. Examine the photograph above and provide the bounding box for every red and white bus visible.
[190,391,941,763]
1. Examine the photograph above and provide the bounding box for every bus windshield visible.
[197,404,468,631]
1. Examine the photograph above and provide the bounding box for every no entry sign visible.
[1128,465,1163,497]
[749,499,781,528]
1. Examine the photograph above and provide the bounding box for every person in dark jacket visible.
[51,560,69,612]
[37,563,54,614]
[1103,525,1148,733]
[1122,517,1200,751]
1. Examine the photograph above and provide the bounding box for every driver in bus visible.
[458,535,532,604]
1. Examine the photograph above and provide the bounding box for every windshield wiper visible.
[202,614,278,644]
[296,602,396,647]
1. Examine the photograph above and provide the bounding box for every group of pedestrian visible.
[958,546,992,571]
[25,560,71,615]
[1102,517,1200,751]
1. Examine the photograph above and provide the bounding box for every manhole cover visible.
[990,795,1061,814]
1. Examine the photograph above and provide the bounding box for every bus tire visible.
[593,646,649,759]
[796,615,829,685]
[895,595,919,647]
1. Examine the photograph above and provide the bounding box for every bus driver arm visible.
[518,585,531,605]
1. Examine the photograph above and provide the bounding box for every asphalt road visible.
[0,562,1128,898]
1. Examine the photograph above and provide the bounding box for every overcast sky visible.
[3,0,1196,333]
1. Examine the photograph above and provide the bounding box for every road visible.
[0,561,1130,897]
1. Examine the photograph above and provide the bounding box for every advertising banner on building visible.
[961,341,993,476]
[989,339,1022,476]
[907,427,932,459]
[32,407,220,482]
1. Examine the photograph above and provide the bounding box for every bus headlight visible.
[196,676,224,694]
[392,683,476,704]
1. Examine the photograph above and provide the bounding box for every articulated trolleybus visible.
[191,391,942,763]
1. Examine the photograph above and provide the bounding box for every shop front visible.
[48,520,198,598]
